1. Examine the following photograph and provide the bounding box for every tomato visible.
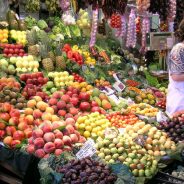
[14,49,19,54]
[19,49,24,53]
[3,48,9,54]
[9,49,14,54]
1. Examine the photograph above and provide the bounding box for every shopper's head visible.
[175,19,184,42]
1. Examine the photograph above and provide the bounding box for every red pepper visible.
[67,50,73,59]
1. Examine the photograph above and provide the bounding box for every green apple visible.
[138,169,145,177]
[109,159,115,164]
[110,147,118,154]
[109,143,115,148]
[112,153,119,159]
[117,147,124,154]
[98,152,105,159]
[51,87,57,93]
[132,169,139,176]
[104,148,111,155]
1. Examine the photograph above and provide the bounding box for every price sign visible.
[76,139,96,159]
[118,128,125,135]
[82,65,88,72]
[108,94,119,105]
[113,81,126,92]
[156,111,168,122]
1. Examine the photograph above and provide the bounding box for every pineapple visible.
[55,44,66,70]
[48,51,56,64]
[40,44,54,72]
[28,44,39,56]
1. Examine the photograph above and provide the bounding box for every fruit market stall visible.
[0,0,184,184]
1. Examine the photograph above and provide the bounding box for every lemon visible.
[79,123,85,130]
[91,123,96,128]
[84,131,91,138]
[85,125,92,131]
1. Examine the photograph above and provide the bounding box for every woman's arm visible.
[171,74,184,81]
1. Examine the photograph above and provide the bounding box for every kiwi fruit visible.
[3,90,10,95]
[16,103,23,109]
[4,96,10,102]
[11,99,17,105]
[12,88,20,93]
[17,97,25,103]
[10,92,17,98]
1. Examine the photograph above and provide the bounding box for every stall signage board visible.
[76,139,96,159]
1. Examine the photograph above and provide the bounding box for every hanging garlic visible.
[126,9,137,48]
[141,16,150,53]
[89,8,98,47]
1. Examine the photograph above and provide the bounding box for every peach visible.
[45,107,54,115]
[43,132,55,142]
[61,95,70,103]
[51,105,58,113]
[65,118,75,126]
[40,122,53,133]
[44,142,55,153]
[44,154,50,158]
[3,136,13,146]
[33,109,43,119]
[74,130,81,139]
[26,115,34,125]
[33,119,43,126]
[28,137,34,144]
[63,135,72,146]
[33,96,42,102]
[55,149,63,156]
[27,99,37,108]
[9,117,19,126]
[65,113,73,119]
[57,101,66,109]
[34,137,45,149]
[32,128,43,139]
[11,140,21,148]
[63,146,72,152]
[24,108,33,115]
[24,128,32,138]
[18,122,28,131]
[69,108,79,115]
[52,92,62,99]
[79,136,86,143]
[36,101,48,111]
[58,110,66,117]
[0,122,6,130]
[54,139,64,149]
[52,121,65,130]
[42,112,52,121]
[6,126,16,136]
[53,129,63,139]
[70,134,79,143]
[48,98,57,106]
[35,149,45,158]
[26,145,35,154]
[51,115,60,122]
[13,130,25,141]
[64,124,75,135]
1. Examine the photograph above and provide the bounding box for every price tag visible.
[108,94,119,104]
[76,139,96,159]
[82,65,88,72]
[118,128,125,135]
[156,111,168,122]
[113,81,126,92]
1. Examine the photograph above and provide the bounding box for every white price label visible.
[156,111,168,122]
[118,128,125,135]
[113,81,125,92]
[108,94,119,105]
[76,139,96,159]
[82,65,88,72]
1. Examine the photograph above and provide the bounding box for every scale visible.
[146,32,175,71]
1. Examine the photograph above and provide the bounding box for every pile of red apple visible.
[48,87,104,120]
[0,43,27,57]
[24,96,61,127]
[0,103,32,148]
[20,72,49,101]
[26,119,86,158]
